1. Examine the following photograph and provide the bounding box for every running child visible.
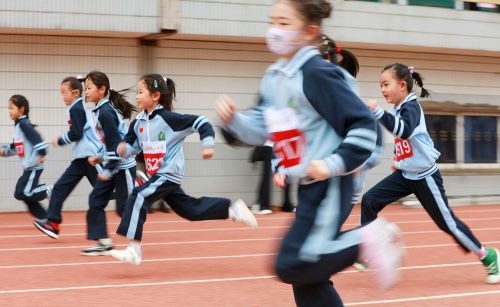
[216,1,404,306]
[0,95,49,219]
[108,74,257,265]
[318,34,383,205]
[82,70,137,256]
[361,63,499,284]
[33,76,103,239]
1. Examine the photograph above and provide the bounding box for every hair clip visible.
[409,66,414,74]
[336,46,342,54]
[154,79,158,88]
[162,76,167,82]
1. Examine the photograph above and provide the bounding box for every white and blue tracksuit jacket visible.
[123,105,215,184]
[57,97,102,159]
[226,46,377,181]
[373,93,440,179]
[92,99,136,177]
[1,116,47,170]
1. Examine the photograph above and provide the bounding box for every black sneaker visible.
[33,219,59,239]
[81,241,113,256]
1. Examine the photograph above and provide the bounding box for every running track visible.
[1,204,500,306]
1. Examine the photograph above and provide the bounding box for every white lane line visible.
[0,237,282,252]
[0,275,277,295]
[345,290,500,305]
[0,253,277,270]
[3,224,500,240]
[0,226,288,239]
[2,207,500,228]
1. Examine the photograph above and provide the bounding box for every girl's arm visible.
[98,109,122,176]
[119,119,141,159]
[303,64,377,177]
[0,143,16,157]
[372,100,421,140]
[19,120,47,157]
[58,104,86,145]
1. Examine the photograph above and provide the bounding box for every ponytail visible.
[383,63,430,98]
[318,34,359,77]
[140,74,176,111]
[85,70,136,119]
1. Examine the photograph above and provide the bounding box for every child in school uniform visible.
[361,63,499,284]
[33,76,103,239]
[107,74,257,265]
[216,0,404,305]
[1,95,49,219]
[318,34,383,205]
[81,70,137,256]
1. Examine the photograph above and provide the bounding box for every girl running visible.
[81,71,137,256]
[361,63,499,284]
[318,34,383,205]
[108,74,257,265]
[34,76,103,239]
[1,95,49,219]
[216,0,404,305]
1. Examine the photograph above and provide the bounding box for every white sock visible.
[98,238,112,246]
[129,240,142,257]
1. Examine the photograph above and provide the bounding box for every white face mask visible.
[266,27,304,56]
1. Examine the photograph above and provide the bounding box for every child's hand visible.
[273,172,286,189]
[52,137,59,147]
[37,155,46,165]
[97,174,111,181]
[367,99,378,112]
[202,147,214,160]
[88,156,101,166]
[117,142,126,158]
[306,160,332,181]
[0,148,3,156]
[216,95,237,125]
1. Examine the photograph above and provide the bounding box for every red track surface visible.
[1,204,500,306]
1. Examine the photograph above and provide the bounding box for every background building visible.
[0,0,499,211]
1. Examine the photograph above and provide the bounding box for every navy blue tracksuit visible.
[46,97,102,224]
[361,93,482,254]
[1,116,48,219]
[115,106,229,241]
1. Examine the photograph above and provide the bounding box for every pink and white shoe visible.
[359,217,404,290]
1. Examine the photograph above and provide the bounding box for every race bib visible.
[143,140,167,175]
[13,135,24,157]
[394,138,413,161]
[264,108,305,168]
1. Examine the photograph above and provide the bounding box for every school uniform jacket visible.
[123,105,215,184]
[92,99,136,177]
[224,46,377,180]
[1,116,47,170]
[57,97,102,159]
[373,93,440,180]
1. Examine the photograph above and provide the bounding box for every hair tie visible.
[154,80,159,88]
[336,46,342,54]
[409,66,414,74]
[163,76,167,82]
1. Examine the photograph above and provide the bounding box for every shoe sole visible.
[81,250,112,256]
[33,221,58,239]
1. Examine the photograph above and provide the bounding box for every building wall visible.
[1,33,499,212]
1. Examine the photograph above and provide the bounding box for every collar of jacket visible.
[267,45,320,78]
[136,104,164,121]
[395,93,417,111]
[92,98,109,112]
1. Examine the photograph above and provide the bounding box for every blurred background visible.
[0,0,499,212]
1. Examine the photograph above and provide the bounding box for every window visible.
[426,115,457,163]
[464,116,497,163]
[408,0,455,8]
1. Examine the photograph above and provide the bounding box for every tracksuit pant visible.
[274,176,360,307]
[14,169,47,219]
[47,158,97,224]
[117,174,230,241]
[361,169,482,253]
[87,167,135,240]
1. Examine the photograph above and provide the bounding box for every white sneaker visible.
[109,247,141,265]
[230,199,258,229]
[359,217,404,290]
[257,209,273,215]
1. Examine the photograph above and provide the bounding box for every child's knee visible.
[274,257,300,284]
[14,190,26,200]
